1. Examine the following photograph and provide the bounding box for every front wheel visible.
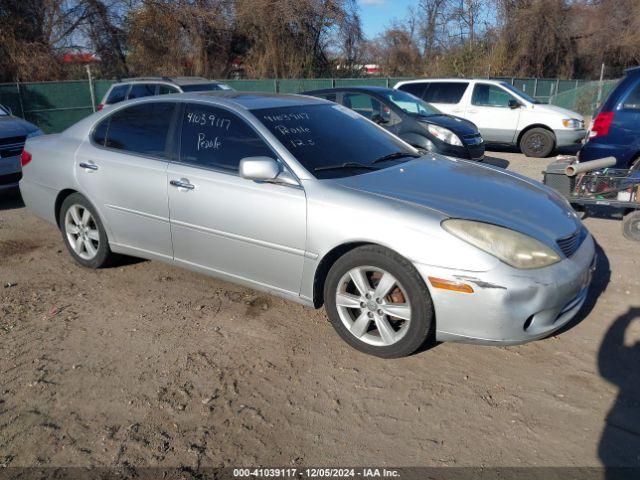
[59,193,113,268]
[324,245,434,358]
[520,128,555,158]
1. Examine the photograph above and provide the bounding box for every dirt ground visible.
[1,150,639,471]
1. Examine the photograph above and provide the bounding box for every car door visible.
[74,101,178,259]
[167,102,307,295]
[465,83,521,143]
[421,82,469,116]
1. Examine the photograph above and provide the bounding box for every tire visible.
[622,211,640,242]
[519,128,555,158]
[59,193,113,268]
[323,245,434,358]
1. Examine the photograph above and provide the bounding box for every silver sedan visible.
[19,92,596,358]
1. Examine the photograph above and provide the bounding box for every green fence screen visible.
[0,76,610,134]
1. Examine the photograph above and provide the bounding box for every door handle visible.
[170,179,195,190]
[79,162,98,171]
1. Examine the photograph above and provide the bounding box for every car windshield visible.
[180,83,229,92]
[253,104,418,179]
[500,82,542,104]
[381,90,441,116]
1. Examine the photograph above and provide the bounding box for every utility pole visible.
[596,62,605,105]
[86,65,96,113]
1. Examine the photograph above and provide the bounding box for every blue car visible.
[580,66,640,170]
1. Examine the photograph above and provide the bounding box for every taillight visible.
[97,104,104,111]
[20,149,32,167]
[589,111,614,138]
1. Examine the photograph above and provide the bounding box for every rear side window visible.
[102,102,176,157]
[423,82,468,104]
[397,83,426,98]
[179,103,272,172]
[342,93,385,120]
[158,85,179,95]
[106,85,129,104]
[472,84,513,107]
[622,81,640,110]
[128,83,157,99]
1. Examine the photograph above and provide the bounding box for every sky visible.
[357,0,417,39]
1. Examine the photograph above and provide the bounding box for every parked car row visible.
[18,89,596,358]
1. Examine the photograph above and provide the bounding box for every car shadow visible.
[553,240,610,337]
[482,155,510,169]
[597,307,640,477]
[485,143,581,156]
[0,188,25,211]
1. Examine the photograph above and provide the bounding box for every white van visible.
[394,78,587,157]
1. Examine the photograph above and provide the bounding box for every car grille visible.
[0,135,26,158]
[556,227,586,257]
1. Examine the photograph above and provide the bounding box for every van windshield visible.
[500,82,542,104]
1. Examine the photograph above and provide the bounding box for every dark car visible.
[580,66,640,169]
[0,104,43,191]
[303,86,485,161]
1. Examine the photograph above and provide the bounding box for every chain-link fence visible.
[0,76,600,134]
[549,79,620,118]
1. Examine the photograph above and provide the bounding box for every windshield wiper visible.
[314,162,380,172]
[372,151,422,164]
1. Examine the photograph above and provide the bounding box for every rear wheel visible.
[324,245,434,358]
[520,128,555,158]
[59,193,113,268]
[623,211,640,242]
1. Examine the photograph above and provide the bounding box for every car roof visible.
[159,91,330,110]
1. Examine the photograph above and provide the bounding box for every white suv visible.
[395,78,586,157]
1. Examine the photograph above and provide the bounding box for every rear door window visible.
[102,102,176,158]
[342,93,385,120]
[313,93,337,102]
[106,85,129,104]
[128,83,157,100]
[622,81,640,110]
[423,82,469,104]
[179,103,272,173]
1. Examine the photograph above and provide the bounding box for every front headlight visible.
[427,124,463,146]
[562,118,582,129]
[27,129,44,138]
[442,219,561,269]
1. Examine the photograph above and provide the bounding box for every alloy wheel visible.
[335,266,412,347]
[65,204,100,261]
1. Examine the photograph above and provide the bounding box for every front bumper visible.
[414,233,596,345]
[0,154,21,190]
[555,129,587,147]
[437,141,485,161]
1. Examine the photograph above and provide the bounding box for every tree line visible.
[0,0,638,83]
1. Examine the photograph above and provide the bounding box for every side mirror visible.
[508,99,521,109]
[239,156,298,186]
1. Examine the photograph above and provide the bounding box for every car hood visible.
[333,156,581,248]
[0,115,38,137]
[417,114,479,136]
[531,103,584,121]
